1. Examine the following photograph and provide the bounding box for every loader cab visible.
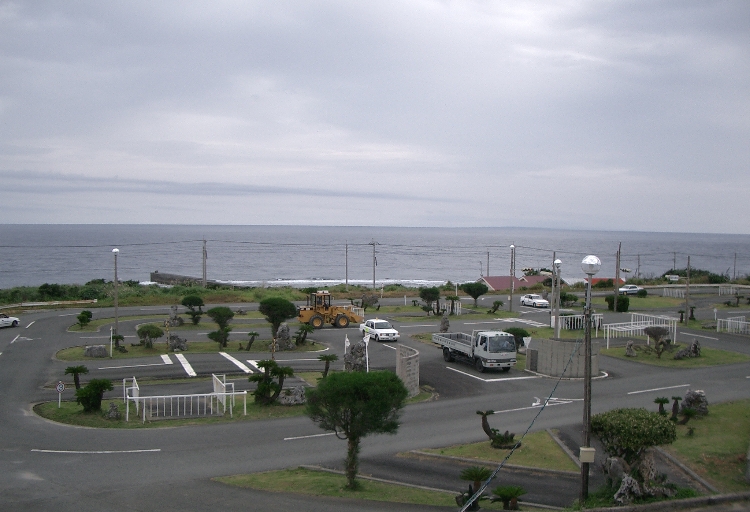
[308,291,331,310]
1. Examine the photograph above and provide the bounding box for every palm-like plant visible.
[318,354,339,378]
[294,324,315,346]
[245,331,259,351]
[491,485,526,510]
[65,365,89,390]
[654,397,669,415]
[460,466,493,494]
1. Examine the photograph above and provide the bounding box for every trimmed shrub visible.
[75,379,114,413]
[636,289,648,298]
[605,295,630,312]
[504,327,529,347]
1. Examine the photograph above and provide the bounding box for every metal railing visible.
[552,314,602,334]
[603,314,678,349]
[662,288,685,298]
[124,374,247,423]
[717,316,749,335]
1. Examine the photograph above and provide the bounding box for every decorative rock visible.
[344,339,367,372]
[105,402,121,420]
[439,313,449,333]
[84,345,108,358]
[277,385,306,405]
[682,389,709,416]
[275,323,294,351]
[673,339,701,360]
[164,305,184,327]
[604,457,627,485]
[625,340,637,357]
[168,335,188,352]
[614,475,642,505]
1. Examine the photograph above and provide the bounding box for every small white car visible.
[619,284,644,295]
[520,294,549,308]
[0,313,20,328]
[359,319,400,342]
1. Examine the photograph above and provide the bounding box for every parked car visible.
[520,294,549,308]
[0,313,20,328]
[359,319,400,342]
[619,284,644,295]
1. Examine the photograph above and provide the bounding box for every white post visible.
[364,335,370,372]
[110,326,113,358]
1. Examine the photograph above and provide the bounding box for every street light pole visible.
[580,255,601,504]
[112,248,119,336]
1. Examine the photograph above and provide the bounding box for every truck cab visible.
[472,331,516,371]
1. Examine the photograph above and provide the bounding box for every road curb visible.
[406,450,579,476]
[654,447,720,494]
[583,491,750,512]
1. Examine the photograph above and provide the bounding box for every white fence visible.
[719,286,738,296]
[717,316,750,335]
[551,314,603,335]
[662,288,685,298]
[124,374,247,423]
[603,314,679,349]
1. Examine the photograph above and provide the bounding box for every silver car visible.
[0,313,19,328]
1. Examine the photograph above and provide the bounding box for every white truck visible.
[432,330,517,373]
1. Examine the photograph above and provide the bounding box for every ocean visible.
[0,225,748,289]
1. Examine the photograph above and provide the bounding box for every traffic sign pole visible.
[56,381,65,408]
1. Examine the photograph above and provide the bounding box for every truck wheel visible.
[501,366,510,373]
[443,348,454,362]
[310,315,324,329]
[334,315,349,328]
[475,358,485,373]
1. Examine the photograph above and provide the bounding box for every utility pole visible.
[614,243,621,313]
[112,248,119,336]
[480,261,483,277]
[734,252,737,281]
[674,252,677,272]
[487,251,490,278]
[637,254,641,279]
[509,245,515,312]
[345,242,349,291]
[202,239,207,288]
[685,255,691,325]
[369,240,379,290]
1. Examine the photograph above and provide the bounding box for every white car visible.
[359,319,400,342]
[0,313,20,328]
[619,284,644,295]
[520,294,549,308]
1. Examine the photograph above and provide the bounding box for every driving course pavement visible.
[1,298,749,511]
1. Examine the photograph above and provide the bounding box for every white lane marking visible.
[98,362,170,370]
[275,358,326,362]
[161,354,172,364]
[247,360,260,371]
[26,321,35,328]
[531,397,580,406]
[491,400,574,415]
[464,321,506,325]
[679,333,718,340]
[446,367,540,382]
[60,313,78,316]
[628,384,690,395]
[32,448,160,454]
[398,324,436,328]
[140,307,171,310]
[11,335,19,344]
[175,353,196,377]
[381,344,398,350]
[219,352,252,373]
[81,335,136,339]
[284,432,336,441]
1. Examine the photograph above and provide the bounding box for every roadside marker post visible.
[56,381,65,408]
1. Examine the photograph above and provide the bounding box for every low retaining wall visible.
[526,338,599,378]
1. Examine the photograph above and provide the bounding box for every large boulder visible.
[277,385,306,405]
[275,323,294,351]
[344,339,367,372]
[625,340,637,357]
[682,389,709,416]
[674,339,701,360]
[439,313,449,333]
[614,475,642,505]
[167,335,188,352]
[84,345,108,358]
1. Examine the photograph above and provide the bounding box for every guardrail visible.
[552,314,602,334]
[717,316,749,335]
[662,288,685,298]
[603,314,678,349]
[124,374,247,423]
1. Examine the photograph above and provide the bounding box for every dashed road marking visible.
[32,448,160,454]
[161,354,172,364]
[284,432,336,441]
[219,352,252,373]
[446,367,541,382]
[175,353,196,377]
[26,321,35,328]
[628,384,690,395]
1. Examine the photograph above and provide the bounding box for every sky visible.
[1,1,748,232]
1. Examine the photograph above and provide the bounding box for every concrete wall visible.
[526,338,599,378]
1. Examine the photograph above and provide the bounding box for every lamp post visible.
[580,255,601,504]
[112,248,119,336]
[554,258,562,339]
[509,245,515,312]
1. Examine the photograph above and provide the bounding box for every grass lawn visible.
[418,430,578,472]
[664,399,750,492]
[214,467,548,510]
[591,296,686,310]
[600,346,750,368]
[34,399,306,428]
[55,340,327,361]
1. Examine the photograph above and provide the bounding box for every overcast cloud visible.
[1,1,748,232]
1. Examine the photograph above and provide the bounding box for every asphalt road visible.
[1,296,749,511]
